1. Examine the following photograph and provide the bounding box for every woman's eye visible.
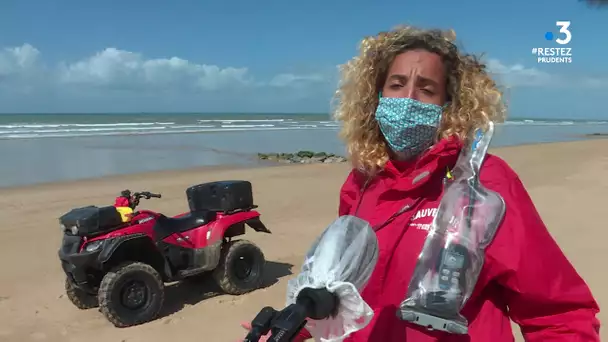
[389,84,402,89]
[421,88,434,95]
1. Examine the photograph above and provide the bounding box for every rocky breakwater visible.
[257,151,348,164]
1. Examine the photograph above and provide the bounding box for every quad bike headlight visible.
[60,223,79,235]
[84,240,104,252]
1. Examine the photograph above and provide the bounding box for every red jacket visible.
[300,137,600,341]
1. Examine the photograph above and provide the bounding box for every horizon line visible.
[0,112,603,122]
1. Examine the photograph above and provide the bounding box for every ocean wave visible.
[0,126,171,134]
[0,122,175,129]
[198,119,287,123]
[502,119,605,126]
[0,117,606,140]
[220,124,276,128]
[0,125,339,140]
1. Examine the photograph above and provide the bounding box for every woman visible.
[242,26,600,341]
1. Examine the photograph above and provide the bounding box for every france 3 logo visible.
[532,21,573,64]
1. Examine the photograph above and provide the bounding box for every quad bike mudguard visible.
[97,234,171,278]
[397,121,506,334]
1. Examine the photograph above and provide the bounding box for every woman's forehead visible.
[387,50,446,81]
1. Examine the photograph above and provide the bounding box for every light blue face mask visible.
[375,94,445,159]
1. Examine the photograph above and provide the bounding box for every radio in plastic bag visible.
[397,121,506,334]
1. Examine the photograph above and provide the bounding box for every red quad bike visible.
[58,180,271,327]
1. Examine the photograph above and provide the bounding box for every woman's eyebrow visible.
[387,74,439,87]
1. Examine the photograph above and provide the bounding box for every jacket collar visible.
[379,136,463,192]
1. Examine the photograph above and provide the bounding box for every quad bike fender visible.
[98,234,171,280]
[245,216,271,234]
[211,211,271,242]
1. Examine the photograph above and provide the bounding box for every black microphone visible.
[244,307,277,342]
[244,287,339,342]
[244,215,379,342]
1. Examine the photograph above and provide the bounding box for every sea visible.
[1,113,607,188]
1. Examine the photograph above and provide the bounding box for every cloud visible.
[0,44,41,76]
[486,58,608,89]
[487,59,553,87]
[0,43,605,113]
[0,44,48,93]
[269,73,326,87]
[0,43,328,93]
[57,48,255,91]
[2,44,605,94]
[0,43,336,112]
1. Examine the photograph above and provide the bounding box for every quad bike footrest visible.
[177,267,208,278]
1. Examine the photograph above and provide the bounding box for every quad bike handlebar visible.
[133,191,162,200]
[244,287,339,342]
[119,190,162,209]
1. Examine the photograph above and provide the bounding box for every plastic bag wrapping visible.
[286,215,379,341]
[397,122,507,334]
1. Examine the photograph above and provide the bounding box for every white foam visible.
[197,119,286,123]
[0,122,175,129]
[1,117,604,140]
[0,125,339,140]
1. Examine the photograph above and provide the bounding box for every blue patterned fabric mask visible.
[375,96,443,159]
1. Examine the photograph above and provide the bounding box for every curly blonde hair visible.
[332,25,507,175]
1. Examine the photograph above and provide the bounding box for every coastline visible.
[2,121,607,188]
[0,138,606,341]
[0,161,279,191]
[585,132,608,138]
[1,137,604,190]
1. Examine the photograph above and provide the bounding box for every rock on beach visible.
[257,151,348,164]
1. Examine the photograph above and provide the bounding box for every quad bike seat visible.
[154,210,217,240]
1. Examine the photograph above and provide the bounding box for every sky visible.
[0,0,606,119]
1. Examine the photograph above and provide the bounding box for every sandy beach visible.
[0,138,606,342]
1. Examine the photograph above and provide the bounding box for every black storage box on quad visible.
[186,180,254,213]
[59,205,123,236]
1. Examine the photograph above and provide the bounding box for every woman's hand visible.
[238,321,309,342]
[238,321,270,342]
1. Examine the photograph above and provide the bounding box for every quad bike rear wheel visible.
[65,277,98,309]
[98,262,165,327]
[213,239,265,295]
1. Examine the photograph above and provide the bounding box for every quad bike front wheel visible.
[98,262,165,327]
[213,239,266,295]
[65,277,98,309]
